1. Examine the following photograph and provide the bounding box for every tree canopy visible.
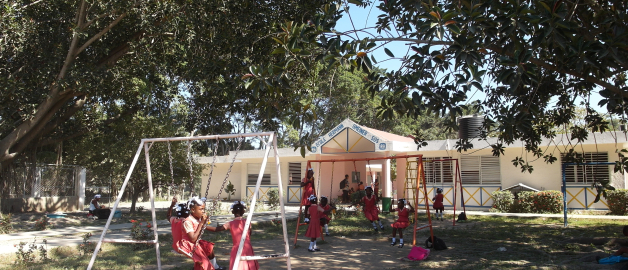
[247,0,628,175]
[0,0,331,170]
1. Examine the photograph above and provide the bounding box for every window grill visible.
[561,152,609,184]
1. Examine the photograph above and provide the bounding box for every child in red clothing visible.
[166,197,185,251]
[355,186,384,231]
[211,201,259,270]
[176,197,226,270]
[319,196,335,236]
[389,199,414,248]
[432,188,445,221]
[301,168,315,223]
[305,195,325,252]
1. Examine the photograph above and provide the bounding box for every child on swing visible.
[354,186,384,231]
[389,198,414,248]
[319,196,336,236]
[301,168,315,223]
[167,197,188,252]
[305,195,325,252]
[176,197,226,270]
[432,188,445,221]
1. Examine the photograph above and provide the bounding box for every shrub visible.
[516,191,563,214]
[606,189,628,215]
[78,232,98,256]
[34,216,51,231]
[0,213,13,234]
[491,191,514,213]
[225,181,236,201]
[15,238,48,264]
[130,220,154,250]
[350,190,366,206]
[267,188,280,210]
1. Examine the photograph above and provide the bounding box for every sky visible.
[333,2,608,114]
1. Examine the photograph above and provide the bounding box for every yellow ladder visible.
[405,160,418,209]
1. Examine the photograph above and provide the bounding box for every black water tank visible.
[458,115,484,139]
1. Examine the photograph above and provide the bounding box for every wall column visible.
[384,154,392,198]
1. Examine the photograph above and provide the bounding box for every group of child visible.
[167,196,258,270]
[300,166,448,252]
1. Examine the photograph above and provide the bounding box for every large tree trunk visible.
[130,189,140,214]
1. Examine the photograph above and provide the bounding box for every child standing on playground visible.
[319,196,335,236]
[356,186,384,231]
[432,188,445,221]
[219,201,259,270]
[301,168,315,223]
[389,199,414,248]
[176,197,226,270]
[305,195,325,252]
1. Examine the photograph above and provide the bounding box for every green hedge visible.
[491,191,514,212]
[491,190,563,213]
[606,189,628,215]
[516,191,563,214]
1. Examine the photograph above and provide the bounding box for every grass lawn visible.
[1,212,627,269]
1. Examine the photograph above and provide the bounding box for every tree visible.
[0,0,332,171]
[66,102,197,212]
[249,0,628,172]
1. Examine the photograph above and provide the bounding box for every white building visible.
[199,119,628,211]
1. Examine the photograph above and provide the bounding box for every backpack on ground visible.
[457,212,467,222]
[425,236,448,250]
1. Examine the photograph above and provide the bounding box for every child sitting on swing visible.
[354,186,384,231]
[389,198,414,248]
[167,197,187,252]
[432,188,445,221]
[176,197,226,270]
[319,196,336,236]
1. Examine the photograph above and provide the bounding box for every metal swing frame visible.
[87,132,292,270]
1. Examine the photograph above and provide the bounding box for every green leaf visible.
[447,24,461,35]
[348,0,363,5]
[384,48,395,58]
[271,47,285,54]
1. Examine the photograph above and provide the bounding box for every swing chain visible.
[167,141,176,195]
[202,139,220,200]
[329,162,335,199]
[186,139,195,196]
[193,136,245,251]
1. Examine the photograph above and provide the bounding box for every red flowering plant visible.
[130,219,154,250]
[490,191,515,213]
[515,191,563,214]
[606,190,628,215]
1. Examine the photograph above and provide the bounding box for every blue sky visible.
[333,3,608,114]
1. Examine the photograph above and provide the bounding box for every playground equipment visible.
[407,158,466,226]
[86,132,292,270]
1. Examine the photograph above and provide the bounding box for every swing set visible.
[87,132,293,270]
[292,155,466,247]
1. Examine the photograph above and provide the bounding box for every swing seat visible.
[415,224,431,231]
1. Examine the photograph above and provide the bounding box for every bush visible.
[350,190,366,206]
[606,189,628,215]
[34,216,51,231]
[0,213,13,234]
[491,191,514,213]
[516,191,563,214]
[267,188,280,210]
[78,232,98,256]
[130,220,154,250]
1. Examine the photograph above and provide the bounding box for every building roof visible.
[310,119,416,154]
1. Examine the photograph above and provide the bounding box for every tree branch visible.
[82,9,118,31]
[74,12,129,57]
[37,94,89,139]
[36,106,140,148]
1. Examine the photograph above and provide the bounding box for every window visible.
[247,163,275,185]
[247,174,271,185]
[288,162,302,184]
[461,155,500,184]
[424,157,453,184]
[561,152,609,184]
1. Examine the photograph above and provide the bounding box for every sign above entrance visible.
[311,119,392,154]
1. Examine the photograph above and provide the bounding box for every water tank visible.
[457,115,484,140]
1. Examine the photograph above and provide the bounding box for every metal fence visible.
[4,164,83,198]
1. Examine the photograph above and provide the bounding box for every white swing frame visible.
[87,132,292,270]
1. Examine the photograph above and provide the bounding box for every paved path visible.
[3,203,628,256]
